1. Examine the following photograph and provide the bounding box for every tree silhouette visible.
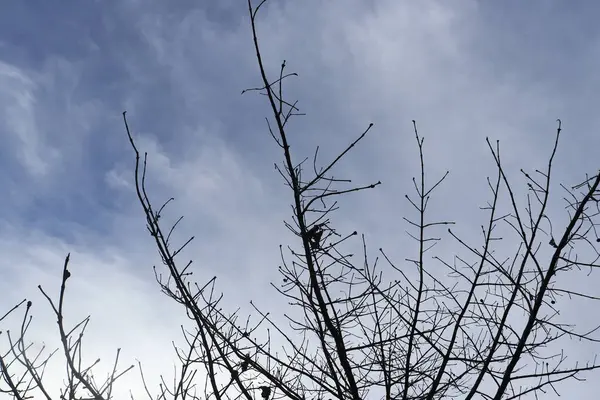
[2,1,600,399]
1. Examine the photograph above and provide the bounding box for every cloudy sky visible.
[1,0,600,398]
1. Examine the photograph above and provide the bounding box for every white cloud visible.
[0,62,60,177]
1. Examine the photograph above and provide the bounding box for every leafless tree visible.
[2,0,600,399]
[0,255,133,399]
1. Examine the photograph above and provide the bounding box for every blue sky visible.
[1,0,600,398]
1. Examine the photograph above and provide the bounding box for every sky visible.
[1,0,600,398]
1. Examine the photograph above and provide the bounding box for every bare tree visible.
[121,1,600,399]
[2,0,600,399]
[0,255,133,399]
